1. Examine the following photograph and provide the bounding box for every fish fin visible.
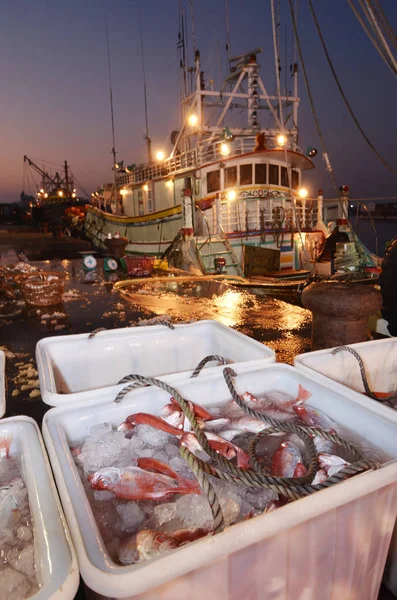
[0,434,12,458]
[236,447,251,469]
[190,401,215,421]
[293,462,307,477]
[295,384,311,405]
[137,457,180,481]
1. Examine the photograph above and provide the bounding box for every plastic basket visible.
[0,265,39,299]
[20,271,66,307]
[124,255,155,277]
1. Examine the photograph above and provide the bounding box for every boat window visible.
[207,170,220,194]
[240,164,253,185]
[280,166,289,187]
[269,164,279,185]
[255,163,267,184]
[291,169,299,190]
[225,166,237,188]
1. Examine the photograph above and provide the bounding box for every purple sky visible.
[1,0,397,203]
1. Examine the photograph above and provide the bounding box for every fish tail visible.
[295,384,311,404]
[0,434,12,458]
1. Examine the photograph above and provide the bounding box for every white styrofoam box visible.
[36,320,275,406]
[0,350,5,418]
[42,364,397,600]
[295,337,397,397]
[0,416,79,599]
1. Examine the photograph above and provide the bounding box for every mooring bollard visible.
[301,282,382,350]
[104,237,128,259]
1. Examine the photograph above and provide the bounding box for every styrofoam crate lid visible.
[42,363,397,598]
[0,416,79,599]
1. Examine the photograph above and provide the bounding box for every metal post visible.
[216,193,221,234]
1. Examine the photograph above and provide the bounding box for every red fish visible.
[119,527,212,564]
[293,405,336,432]
[88,465,201,500]
[160,404,184,430]
[271,441,305,478]
[0,435,12,459]
[137,457,184,480]
[170,397,215,421]
[125,413,183,437]
[180,432,250,469]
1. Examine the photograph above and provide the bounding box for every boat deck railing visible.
[116,136,302,188]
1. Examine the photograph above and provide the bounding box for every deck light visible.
[72,193,76,198]
[44,193,48,198]
[166,180,174,189]
[58,190,63,197]
[226,190,236,201]
[120,188,128,196]
[156,150,165,161]
[143,184,149,192]
[220,143,231,156]
[298,187,308,199]
[277,134,287,147]
[188,114,198,127]
[40,188,44,193]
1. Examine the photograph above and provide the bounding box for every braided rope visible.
[113,371,380,519]
[331,346,397,406]
[180,445,225,531]
[190,355,230,378]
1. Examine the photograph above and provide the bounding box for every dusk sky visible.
[1,0,397,203]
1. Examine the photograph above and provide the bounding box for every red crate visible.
[124,255,155,277]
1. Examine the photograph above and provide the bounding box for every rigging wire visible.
[189,0,196,56]
[372,0,397,52]
[360,0,397,75]
[138,6,151,161]
[105,17,117,166]
[346,0,396,76]
[307,0,397,178]
[287,0,338,192]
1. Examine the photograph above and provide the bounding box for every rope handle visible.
[88,316,175,339]
[331,346,397,406]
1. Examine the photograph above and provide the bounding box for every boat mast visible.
[64,160,70,197]
[138,7,152,164]
[225,0,231,68]
[292,0,298,147]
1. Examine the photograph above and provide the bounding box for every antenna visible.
[105,17,117,168]
[138,6,152,164]
[189,0,196,57]
[225,0,231,67]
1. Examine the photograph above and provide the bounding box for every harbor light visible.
[143,183,149,192]
[220,142,231,156]
[298,187,308,199]
[155,150,165,161]
[165,180,174,189]
[58,190,63,197]
[44,193,48,198]
[188,114,198,127]
[73,188,76,193]
[276,134,287,147]
[40,188,44,193]
[72,193,76,198]
[226,190,236,201]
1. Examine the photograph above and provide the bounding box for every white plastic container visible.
[36,320,275,406]
[42,364,397,600]
[0,416,79,599]
[0,350,5,417]
[295,338,397,595]
[294,337,397,398]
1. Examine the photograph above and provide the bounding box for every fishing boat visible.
[85,3,378,280]
[23,156,88,228]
